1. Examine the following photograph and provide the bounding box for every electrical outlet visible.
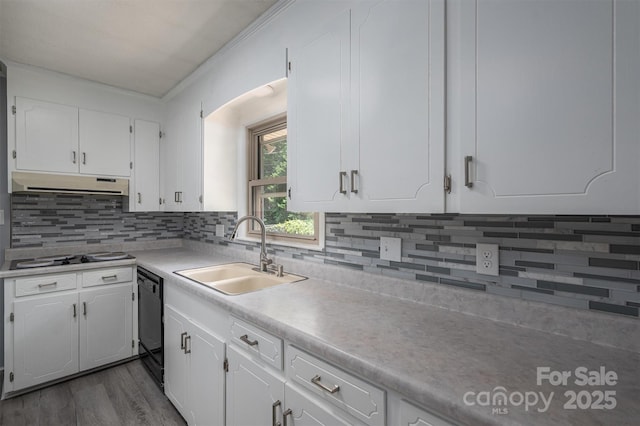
[380,237,402,262]
[215,224,225,237]
[476,243,499,276]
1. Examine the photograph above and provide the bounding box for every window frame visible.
[246,115,321,245]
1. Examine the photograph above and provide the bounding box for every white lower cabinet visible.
[3,266,136,398]
[13,292,79,390]
[164,305,225,425]
[389,395,456,426]
[226,345,285,426]
[79,283,133,371]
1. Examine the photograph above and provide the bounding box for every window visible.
[247,116,319,245]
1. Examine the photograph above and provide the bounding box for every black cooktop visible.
[10,252,135,270]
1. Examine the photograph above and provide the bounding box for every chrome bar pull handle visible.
[339,171,347,194]
[184,335,191,354]
[350,170,358,194]
[38,282,57,288]
[73,303,77,318]
[82,302,87,316]
[180,332,187,350]
[272,400,282,426]
[464,156,473,188]
[72,151,77,164]
[283,409,292,426]
[101,275,117,281]
[311,375,340,394]
[240,334,259,346]
[82,152,87,165]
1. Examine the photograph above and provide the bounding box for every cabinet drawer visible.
[15,273,77,297]
[81,267,133,288]
[229,317,283,370]
[286,345,385,426]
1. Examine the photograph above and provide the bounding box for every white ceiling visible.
[0,0,279,98]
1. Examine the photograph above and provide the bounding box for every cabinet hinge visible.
[130,161,133,170]
[444,174,452,194]
[288,61,292,72]
[9,312,14,322]
[129,125,133,133]
[132,340,135,348]
[200,110,203,119]
[199,195,203,203]
[12,105,16,115]
[132,292,135,301]
[159,131,163,139]
[288,187,292,200]
[159,197,163,205]
[9,372,14,382]
[223,358,229,373]
[12,150,16,159]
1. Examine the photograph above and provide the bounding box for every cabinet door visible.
[132,120,160,211]
[78,284,133,371]
[187,322,225,426]
[79,109,131,176]
[162,97,202,212]
[287,9,352,212]
[13,292,79,390]
[454,0,640,214]
[351,0,445,213]
[164,305,190,417]
[226,345,284,426]
[284,383,358,426]
[397,399,454,426]
[180,101,203,212]
[15,97,79,173]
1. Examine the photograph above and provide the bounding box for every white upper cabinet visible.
[288,0,445,213]
[15,97,79,174]
[287,8,351,212]
[131,120,161,211]
[450,0,640,214]
[162,95,203,212]
[351,0,445,213]
[14,97,132,178]
[79,109,131,176]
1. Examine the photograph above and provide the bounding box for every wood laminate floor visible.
[0,360,186,426]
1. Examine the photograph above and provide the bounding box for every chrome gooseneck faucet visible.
[230,215,273,272]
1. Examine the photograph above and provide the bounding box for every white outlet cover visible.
[215,224,225,237]
[380,237,402,262]
[476,243,499,276]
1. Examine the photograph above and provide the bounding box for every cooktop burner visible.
[10,252,135,270]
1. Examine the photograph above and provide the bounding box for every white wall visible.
[166,0,352,117]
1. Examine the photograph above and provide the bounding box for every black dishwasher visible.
[138,267,164,389]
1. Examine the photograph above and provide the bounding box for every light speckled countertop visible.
[128,247,639,426]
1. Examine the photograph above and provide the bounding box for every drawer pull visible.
[101,275,118,281]
[311,375,340,394]
[180,332,187,350]
[240,334,259,346]
[38,282,57,289]
[272,400,281,426]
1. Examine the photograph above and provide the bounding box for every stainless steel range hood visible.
[12,172,129,196]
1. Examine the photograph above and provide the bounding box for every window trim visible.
[245,114,321,246]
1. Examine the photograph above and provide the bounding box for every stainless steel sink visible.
[174,262,306,295]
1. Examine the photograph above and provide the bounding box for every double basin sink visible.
[175,262,306,295]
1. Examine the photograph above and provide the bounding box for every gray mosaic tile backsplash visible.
[10,193,640,319]
[11,193,183,247]
[184,212,640,319]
